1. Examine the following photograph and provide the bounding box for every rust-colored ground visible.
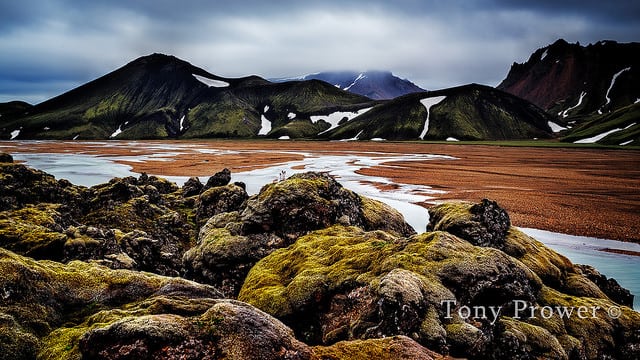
[3,140,639,243]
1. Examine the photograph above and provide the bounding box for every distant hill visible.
[498,39,640,145]
[1,54,552,142]
[271,71,425,100]
[320,84,554,141]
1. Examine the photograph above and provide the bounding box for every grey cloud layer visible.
[1,0,638,103]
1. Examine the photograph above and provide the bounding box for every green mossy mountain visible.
[321,84,554,141]
[1,156,638,359]
[1,54,554,141]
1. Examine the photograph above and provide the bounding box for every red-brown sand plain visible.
[3,140,639,243]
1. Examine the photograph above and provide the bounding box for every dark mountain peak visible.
[498,39,640,116]
[271,70,424,100]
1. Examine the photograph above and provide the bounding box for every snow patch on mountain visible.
[540,49,549,60]
[601,67,631,112]
[340,130,363,142]
[193,74,229,88]
[311,107,372,134]
[574,122,636,143]
[344,73,366,91]
[559,91,587,118]
[258,115,271,136]
[110,124,124,138]
[419,96,446,140]
[179,115,186,132]
[548,121,567,132]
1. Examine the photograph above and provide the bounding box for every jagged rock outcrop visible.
[427,199,511,249]
[239,200,640,359]
[0,247,441,360]
[0,160,638,359]
[0,161,250,276]
[182,172,415,296]
[0,162,85,213]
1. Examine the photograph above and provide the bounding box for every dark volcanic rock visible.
[427,199,510,249]
[576,264,634,307]
[238,200,640,359]
[204,168,231,190]
[195,183,248,226]
[0,162,85,212]
[182,176,204,197]
[0,153,13,163]
[182,172,415,297]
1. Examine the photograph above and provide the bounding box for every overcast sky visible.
[1,0,638,104]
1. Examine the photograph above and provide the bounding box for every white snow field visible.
[310,107,372,134]
[574,123,636,144]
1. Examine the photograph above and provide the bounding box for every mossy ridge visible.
[0,247,221,359]
[239,211,639,358]
[561,103,640,145]
[0,204,69,260]
[310,335,443,360]
[238,226,541,347]
[40,295,220,360]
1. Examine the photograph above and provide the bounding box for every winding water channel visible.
[8,142,640,310]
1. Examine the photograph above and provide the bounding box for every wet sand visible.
[3,140,639,243]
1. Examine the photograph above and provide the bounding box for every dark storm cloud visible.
[1,0,638,103]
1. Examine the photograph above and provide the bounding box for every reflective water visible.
[11,146,640,309]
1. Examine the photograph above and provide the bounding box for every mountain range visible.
[1,39,638,144]
[498,39,639,145]
[0,53,554,141]
[270,71,425,100]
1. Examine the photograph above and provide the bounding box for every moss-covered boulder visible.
[238,200,640,359]
[0,203,73,260]
[428,199,510,249]
[203,168,231,190]
[238,226,541,354]
[0,153,13,163]
[0,247,442,360]
[182,172,415,297]
[195,183,248,226]
[0,247,223,358]
[0,163,85,212]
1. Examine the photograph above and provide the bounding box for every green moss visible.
[39,325,90,360]
[239,225,536,321]
[538,285,640,358]
[499,317,567,359]
[427,202,474,230]
[310,336,439,360]
[0,204,67,259]
[503,228,574,288]
[84,93,128,120]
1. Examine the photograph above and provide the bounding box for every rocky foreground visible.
[0,153,638,359]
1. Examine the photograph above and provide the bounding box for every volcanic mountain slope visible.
[320,84,554,141]
[498,39,640,145]
[272,70,425,100]
[0,54,373,140]
[1,53,554,141]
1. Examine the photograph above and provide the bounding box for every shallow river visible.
[9,145,640,310]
